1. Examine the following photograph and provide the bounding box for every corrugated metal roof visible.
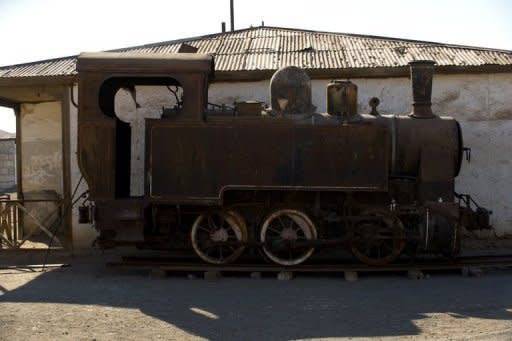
[0,56,76,78]
[1,26,511,79]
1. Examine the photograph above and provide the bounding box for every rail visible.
[106,255,512,274]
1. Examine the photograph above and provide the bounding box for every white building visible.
[0,26,511,249]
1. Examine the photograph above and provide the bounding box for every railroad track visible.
[106,255,512,274]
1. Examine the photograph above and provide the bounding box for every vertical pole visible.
[230,0,234,32]
[14,103,24,240]
[61,85,73,251]
[14,104,22,199]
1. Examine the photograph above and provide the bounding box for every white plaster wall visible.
[20,102,63,237]
[114,86,177,196]
[20,102,63,195]
[208,81,270,106]
[69,72,512,247]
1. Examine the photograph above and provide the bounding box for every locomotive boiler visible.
[76,52,490,266]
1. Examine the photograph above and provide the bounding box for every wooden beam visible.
[60,85,73,251]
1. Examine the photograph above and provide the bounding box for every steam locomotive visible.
[76,52,490,266]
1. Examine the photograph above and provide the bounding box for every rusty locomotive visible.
[76,52,490,266]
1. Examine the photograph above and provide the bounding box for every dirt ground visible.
[1,251,512,341]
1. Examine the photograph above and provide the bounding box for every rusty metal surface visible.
[2,27,512,79]
[95,199,144,242]
[77,53,214,200]
[408,60,436,118]
[327,80,358,118]
[147,120,389,202]
[77,122,115,199]
[269,66,314,115]
[76,51,492,265]
[76,52,214,74]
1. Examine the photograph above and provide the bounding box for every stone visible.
[250,272,262,279]
[461,267,484,277]
[407,269,425,280]
[149,268,167,279]
[277,271,293,281]
[204,271,222,280]
[344,271,358,282]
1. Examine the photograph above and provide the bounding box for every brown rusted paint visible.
[326,80,358,119]
[76,52,491,265]
[147,120,389,202]
[408,60,436,119]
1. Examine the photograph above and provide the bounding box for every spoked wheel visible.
[350,210,405,266]
[191,210,248,264]
[260,209,317,266]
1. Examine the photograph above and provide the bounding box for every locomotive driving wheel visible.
[260,209,317,266]
[190,210,248,264]
[350,210,405,266]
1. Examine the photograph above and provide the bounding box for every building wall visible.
[20,101,63,237]
[20,102,62,196]
[0,139,16,193]
[69,72,512,248]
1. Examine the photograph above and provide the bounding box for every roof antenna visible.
[230,0,234,32]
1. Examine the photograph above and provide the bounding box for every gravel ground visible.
[0,254,512,341]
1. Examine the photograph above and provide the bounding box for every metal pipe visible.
[230,0,234,32]
[70,84,78,108]
[409,60,436,119]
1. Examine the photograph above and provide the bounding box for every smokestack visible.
[408,60,436,119]
[221,22,226,33]
[230,0,234,32]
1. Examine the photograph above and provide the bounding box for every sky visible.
[0,0,511,133]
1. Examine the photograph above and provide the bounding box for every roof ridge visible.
[124,25,512,54]
[254,26,512,53]
[1,25,511,70]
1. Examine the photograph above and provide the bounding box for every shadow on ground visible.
[1,259,512,340]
